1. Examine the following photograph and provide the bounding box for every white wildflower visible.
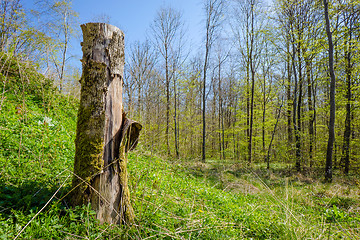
[37,116,55,127]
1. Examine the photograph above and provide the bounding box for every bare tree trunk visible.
[266,98,283,169]
[201,0,224,162]
[218,60,222,160]
[217,55,226,160]
[290,34,299,171]
[323,0,336,183]
[165,50,170,155]
[202,46,208,162]
[202,0,224,162]
[286,40,293,146]
[218,99,222,160]
[306,58,314,168]
[295,39,302,173]
[174,74,179,158]
[221,107,225,160]
[248,65,255,164]
[341,19,352,175]
[70,23,141,225]
[247,1,255,164]
[262,73,266,161]
[59,9,68,93]
[151,7,183,157]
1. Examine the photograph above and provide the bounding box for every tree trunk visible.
[295,39,302,173]
[341,21,352,175]
[165,49,170,155]
[286,40,293,146]
[218,61,222,160]
[174,74,179,158]
[262,73,266,162]
[246,62,250,160]
[323,0,336,183]
[202,48,208,163]
[290,35,299,171]
[306,58,314,168]
[59,10,68,93]
[248,65,255,164]
[202,18,210,162]
[248,2,255,164]
[266,98,283,169]
[70,23,142,225]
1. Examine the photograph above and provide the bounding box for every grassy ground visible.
[0,54,359,239]
[125,151,360,239]
[2,147,359,239]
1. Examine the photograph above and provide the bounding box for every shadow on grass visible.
[184,159,359,191]
[0,179,69,216]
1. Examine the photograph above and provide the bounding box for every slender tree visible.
[340,0,357,175]
[34,0,78,92]
[0,0,22,52]
[323,0,336,182]
[201,0,224,162]
[232,0,263,163]
[247,0,256,164]
[266,97,283,169]
[127,40,156,119]
[151,6,183,156]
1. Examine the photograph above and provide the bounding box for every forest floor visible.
[126,151,360,239]
[0,54,359,239]
[3,146,359,239]
[1,122,360,239]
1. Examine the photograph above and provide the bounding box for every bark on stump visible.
[70,22,141,225]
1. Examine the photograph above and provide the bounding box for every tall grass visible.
[0,53,359,239]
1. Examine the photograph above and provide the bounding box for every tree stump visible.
[70,22,141,225]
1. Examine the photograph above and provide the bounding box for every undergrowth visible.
[0,53,359,239]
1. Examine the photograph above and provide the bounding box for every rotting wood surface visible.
[70,22,141,225]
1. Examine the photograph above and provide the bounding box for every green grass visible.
[126,152,360,239]
[0,53,359,239]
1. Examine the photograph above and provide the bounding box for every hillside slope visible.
[0,54,359,239]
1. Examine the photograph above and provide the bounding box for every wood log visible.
[70,22,141,225]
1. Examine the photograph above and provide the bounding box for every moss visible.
[70,23,138,225]
[70,60,107,206]
[117,138,134,224]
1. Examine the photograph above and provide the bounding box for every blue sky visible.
[21,0,209,69]
[70,0,204,60]
[73,0,203,43]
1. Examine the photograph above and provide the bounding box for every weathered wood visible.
[70,22,141,225]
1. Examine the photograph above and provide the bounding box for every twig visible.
[249,169,301,224]
[58,230,87,239]
[14,174,71,240]
[94,223,114,240]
